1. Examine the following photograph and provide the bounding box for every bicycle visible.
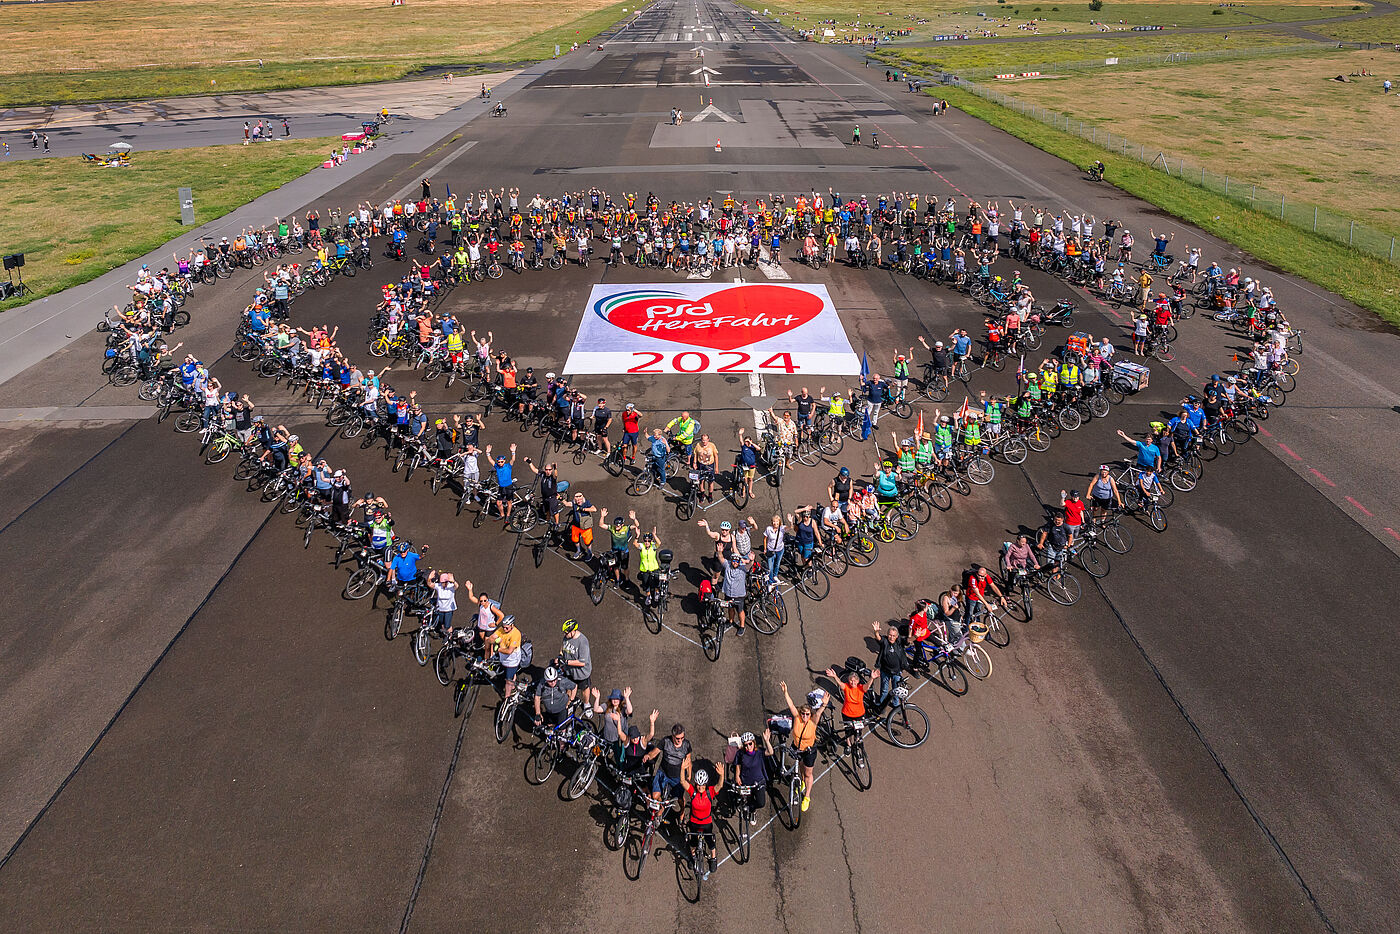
[818,706,872,791]
[587,550,617,606]
[874,675,929,748]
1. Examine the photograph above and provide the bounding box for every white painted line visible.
[749,374,767,432]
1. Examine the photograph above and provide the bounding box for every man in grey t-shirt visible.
[722,553,747,633]
[559,618,592,692]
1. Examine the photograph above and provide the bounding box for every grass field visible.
[929,84,1400,324]
[995,49,1400,234]
[0,0,631,107]
[0,140,336,310]
[1316,9,1400,39]
[878,29,1303,71]
[743,0,1365,39]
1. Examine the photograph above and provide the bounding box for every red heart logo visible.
[603,286,823,351]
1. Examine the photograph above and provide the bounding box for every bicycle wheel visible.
[1078,543,1109,579]
[175,411,201,433]
[495,694,520,743]
[923,482,952,512]
[1088,394,1111,419]
[965,456,994,485]
[566,757,599,801]
[629,469,655,496]
[1274,371,1295,393]
[817,428,844,456]
[386,603,405,641]
[998,436,1028,465]
[885,704,929,748]
[904,493,932,526]
[589,574,605,606]
[205,439,233,464]
[344,568,379,600]
[1101,521,1133,554]
[750,592,785,634]
[736,810,752,864]
[1146,505,1168,532]
[961,644,992,680]
[1045,571,1081,606]
[799,564,830,601]
[675,848,702,903]
[851,742,873,791]
[1026,427,1051,452]
[702,624,722,662]
[788,773,805,829]
[821,547,849,578]
[605,811,631,851]
[938,660,968,695]
[890,511,917,541]
[985,612,1011,648]
[1058,406,1082,431]
[527,742,560,785]
[1168,466,1197,492]
[413,627,433,666]
[433,646,459,686]
[846,535,878,568]
[795,444,821,468]
[675,497,695,522]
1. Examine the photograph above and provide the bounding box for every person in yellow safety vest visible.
[892,433,917,476]
[915,432,936,468]
[961,412,982,448]
[826,391,847,418]
[445,327,466,367]
[1058,358,1080,389]
[1039,365,1058,397]
[664,411,697,455]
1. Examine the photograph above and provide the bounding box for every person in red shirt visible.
[907,598,935,667]
[962,564,1005,627]
[1060,488,1087,533]
[621,403,643,464]
[681,766,724,873]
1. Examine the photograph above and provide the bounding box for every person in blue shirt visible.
[388,540,422,587]
[769,231,782,265]
[647,428,670,485]
[1183,396,1206,430]
[1116,429,1162,471]
[487,442,518,521]
[311,459,335,500]
[335,238,349,259]
[873,460,900,505]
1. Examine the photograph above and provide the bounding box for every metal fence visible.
[951,78,1400,265]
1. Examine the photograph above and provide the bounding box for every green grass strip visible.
[928,84,1400,326]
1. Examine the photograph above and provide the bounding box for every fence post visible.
[1314,207,1318,231]
[1225,176,1229,195]
[1281,194,1285,218]
[1349,221,1354,246]
[1202,167,1206,185]
[1391,237,1395,261]
[1252,185,1256,208]
[1139,144,1144,161]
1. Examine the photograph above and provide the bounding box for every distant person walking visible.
[1385,79,1393,94]
[30,130,38,149]
[283,118,291,136]
[243,121,250,140]
[42,134,50,153]
[421,178,431,201]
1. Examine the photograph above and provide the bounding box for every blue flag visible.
[445,182,453,202]
[860,408,872,441]
[860,351,869,381]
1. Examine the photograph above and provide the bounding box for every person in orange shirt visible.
[824,664,873,751]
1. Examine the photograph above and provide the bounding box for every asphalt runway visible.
[0,1,1397,930]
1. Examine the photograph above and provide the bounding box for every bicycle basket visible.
[968,621,988,644]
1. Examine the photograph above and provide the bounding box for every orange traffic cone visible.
[715,138,722,151]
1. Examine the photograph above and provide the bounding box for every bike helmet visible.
[543,666,559,681]
[500,614,515,627]
[719,520,732,531]
[740,731,756,745]
[613,515,626,526]
[396,541,410,553]
[642,532,655,543]
[545,372,556,380]
[882,460,893,469]
[839,466,850,476]
[864,485,874,493]
[561,618,578,633]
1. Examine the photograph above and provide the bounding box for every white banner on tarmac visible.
[563,282,860,376]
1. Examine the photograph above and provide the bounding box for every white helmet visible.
[543,666,559,681]
[693,769,710,787]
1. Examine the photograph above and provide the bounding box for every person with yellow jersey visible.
[664,411,697,456]
[1038,364,1058,397]
[1058,357,1080,390]
[825,391,847,419]
[891,433,917,477]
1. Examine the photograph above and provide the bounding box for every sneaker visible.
[800,795,810,812]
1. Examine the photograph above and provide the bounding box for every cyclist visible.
[767,408,798,470]
[823,664,873,752]
[870,621,910,708]
[589,686,638,752]
[720,552,748,633]
[558,618,592,696]
[963,564,1005,626]
[620,403,642,464]
[636,529,665,606]
[484,613,523,700]
[648,723,693,803]
[733,428,760,500]
[665,411,698,457]
[778,680,823,812]
[728,730,772,826]
[532,666,577,732]
[463,579,505,656]
[1116,429,1163,472]
[591,397,613,458]
[646,428,670,486]
[691,432,720,503]
[599,508,636,585]
[1036,512,1074,572]
[680,767,723,873]
[1087,464,1123,521]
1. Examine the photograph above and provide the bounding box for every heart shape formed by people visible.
[601,285,824,351]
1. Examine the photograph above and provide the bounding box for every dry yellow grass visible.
[0,0,624,72]
[998,48,1400,234]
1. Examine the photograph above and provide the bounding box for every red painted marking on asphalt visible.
[1384,528,1400,542]
[1257,426,1273,438]
[1277,443,1302,461]
[1179,365,1197,379]
[1346,496,1374,517]
[1309,468,1336,487]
